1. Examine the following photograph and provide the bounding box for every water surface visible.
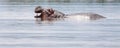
[0,2,120,48]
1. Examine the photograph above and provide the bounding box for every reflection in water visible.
[35,18,65,24]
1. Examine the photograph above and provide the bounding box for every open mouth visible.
[38,13,41,16]
[34,13,41,18]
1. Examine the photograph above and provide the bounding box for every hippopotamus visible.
[34,6,105,21]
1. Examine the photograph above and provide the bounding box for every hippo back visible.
[52,10,65,18]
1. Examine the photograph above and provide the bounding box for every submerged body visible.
[66,13,105,20]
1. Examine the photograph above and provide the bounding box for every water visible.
[0,2,120,48]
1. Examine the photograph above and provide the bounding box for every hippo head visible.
[34,8,55,21]
[34,6,44,18]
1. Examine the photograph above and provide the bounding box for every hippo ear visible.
[49,8,54,14]
[47,8,54,14]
